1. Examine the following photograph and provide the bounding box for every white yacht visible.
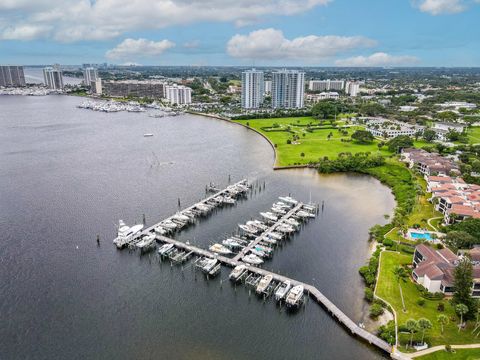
[202,258,218,273]
[285,218,300,227]
[223,196,236,204]
[173,213,190,222]
[276,224,295,233]
[260,212,278,222]
[154,226,167,235]
[158,243,174,255]
[271,206,287,215]
[250,248,266,258]
[267,232,283,240]
[113,221,144,249]
[278,196,298,205]
[246,220,267,231]
[274,281,292,301]
[296,210,315,218]
[209,243,232,255]
[222,238,243,249]
[286,285,304,308]
[161,220,177,230]
[256,274,273,294]
[238,224,258,235]
[242,254,264,265]
[229,265,247,281]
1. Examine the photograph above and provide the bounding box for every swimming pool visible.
[410,232,433,240]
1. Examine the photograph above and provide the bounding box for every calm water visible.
[0,95,395,360]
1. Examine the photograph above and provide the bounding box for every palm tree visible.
[393,265,408,312]
[437,314,449,334]
[406,319,418,348]
[418,318,432,345]
[456,303,469,331]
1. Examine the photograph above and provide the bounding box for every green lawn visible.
[417,348,480,360]
[376,252,479,349]
[235,117,391,166]
[466,127,480,144]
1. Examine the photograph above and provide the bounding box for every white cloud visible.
[335,52,419,67]
[183,40,200,49]
[414,0,466,15]
[0,0,331,42]
[1,24,51,40]
[227,28,376,61]
[106,38,175,60]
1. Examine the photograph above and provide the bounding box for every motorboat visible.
[154,226,167,235]
[275,281,292,301]
[262,237,277,245]
[286,285,304,308]
[161,220,177,230]
[238,224,259,235]
[250,248,266,258]
[260,212,278,222]
[296,210,315,218]
[143,133,154,137]
[173,213,190,222]
[202,258,218,273]
[246,220,267,231]
[209,243,232,255]
[229,265,248,281]
[222,238,243,249]
[276,224,295,233]
[113,221,144,249]
[274,201,290,209]
[267,232,283,240]
[242,254,264,265]
[285,218,300,227]
[278,196,298,205]
[158,243,174,255]
[256,274,273,294]
[271,206,287,215]
[135,234,156,250]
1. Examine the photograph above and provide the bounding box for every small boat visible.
[242,253,264,265]
[271,206,287,215]
[250,248,266,258]
[209,243,232,255]
[285,218,300,227]
[275,281,292,301]
[276,224,295,233]
[161,220,177,230]
[202,258,218,273]
[256,274,273,294]
[279,196,298,205]
[260,212,278,222]
[303,204,317,212]
[154,226,167,235]
[158,243,174,255]
[173,213,190,222]
[286,285,304,308]
[113,221,144,249]
[229,265,248,281]
[246,220,268,231]
[143,133,154,137]
[296,210,315,218]
[238,224,259,235]
[274,202,290,209]
[267,232,283,240]
[135,234,156,249]
[223,196,236,204]
[262,237,277,245]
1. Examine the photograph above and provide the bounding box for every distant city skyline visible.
[0,0,479,66]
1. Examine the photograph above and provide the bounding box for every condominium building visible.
[164,84,192,105]
[401,148,460,177]
[241,69,264,109]
[362,117,424,138]
[0,65,26,87]
[102,80,165,98]
[264,80,272,95]
[345,81,360,97]
[308,80,344,92]
[83,67,98,86]
[271,70,305,109]
[43,67,64,90]
[91,78,102,95]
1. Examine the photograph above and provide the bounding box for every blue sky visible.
[0,0,479,66]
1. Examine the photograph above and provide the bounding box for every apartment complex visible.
[401,148,460,176]
[91,79,102,95]
[43,67,64,90]
[306,92,339,102]
[413,244,480,297]
[83,67,98,86]
[102,80,165,98]
[271,70,305,109]
[345,81,360,97]
[0,65,26,87]
[308,80,344,92]
[164,84,192,105]
[362,117,423,138]
[433,122,467,142]
[264,80,272,95]
[241,69,264,109]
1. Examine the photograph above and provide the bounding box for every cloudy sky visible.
[0,0,479,66]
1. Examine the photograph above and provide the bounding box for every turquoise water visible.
[411,232,433,240]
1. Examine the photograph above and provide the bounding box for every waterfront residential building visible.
[345,81,360,97]
[43,67,64,90]
[83,67,98,86]
[308,80,345,92]
[413,244,480,297]
[102,80,165,98]
[0,65,26,87]
[241,69,264,109]
[401,148,460,176]
[164,84,192,105]
[271,70,305,109]
[91,78,102,95]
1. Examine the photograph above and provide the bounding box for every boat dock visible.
[155,234,392,355]
[232,202,304,262]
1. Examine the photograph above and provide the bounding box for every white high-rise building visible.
[241,69,264,109]
[0,66,26,87]
[164,84,192,105]
[345,81,360,97]
[271,70,305,109]
[91,78,102,95]
[308,79,344,92]
[264,80,272,95]
[83,67,98,86]
[43,67,64,90]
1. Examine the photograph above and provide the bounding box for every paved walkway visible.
[427,217,443,232]
[408,343,480,358]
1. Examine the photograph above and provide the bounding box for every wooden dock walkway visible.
[232,202,303,261]
[155,235,393,355]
